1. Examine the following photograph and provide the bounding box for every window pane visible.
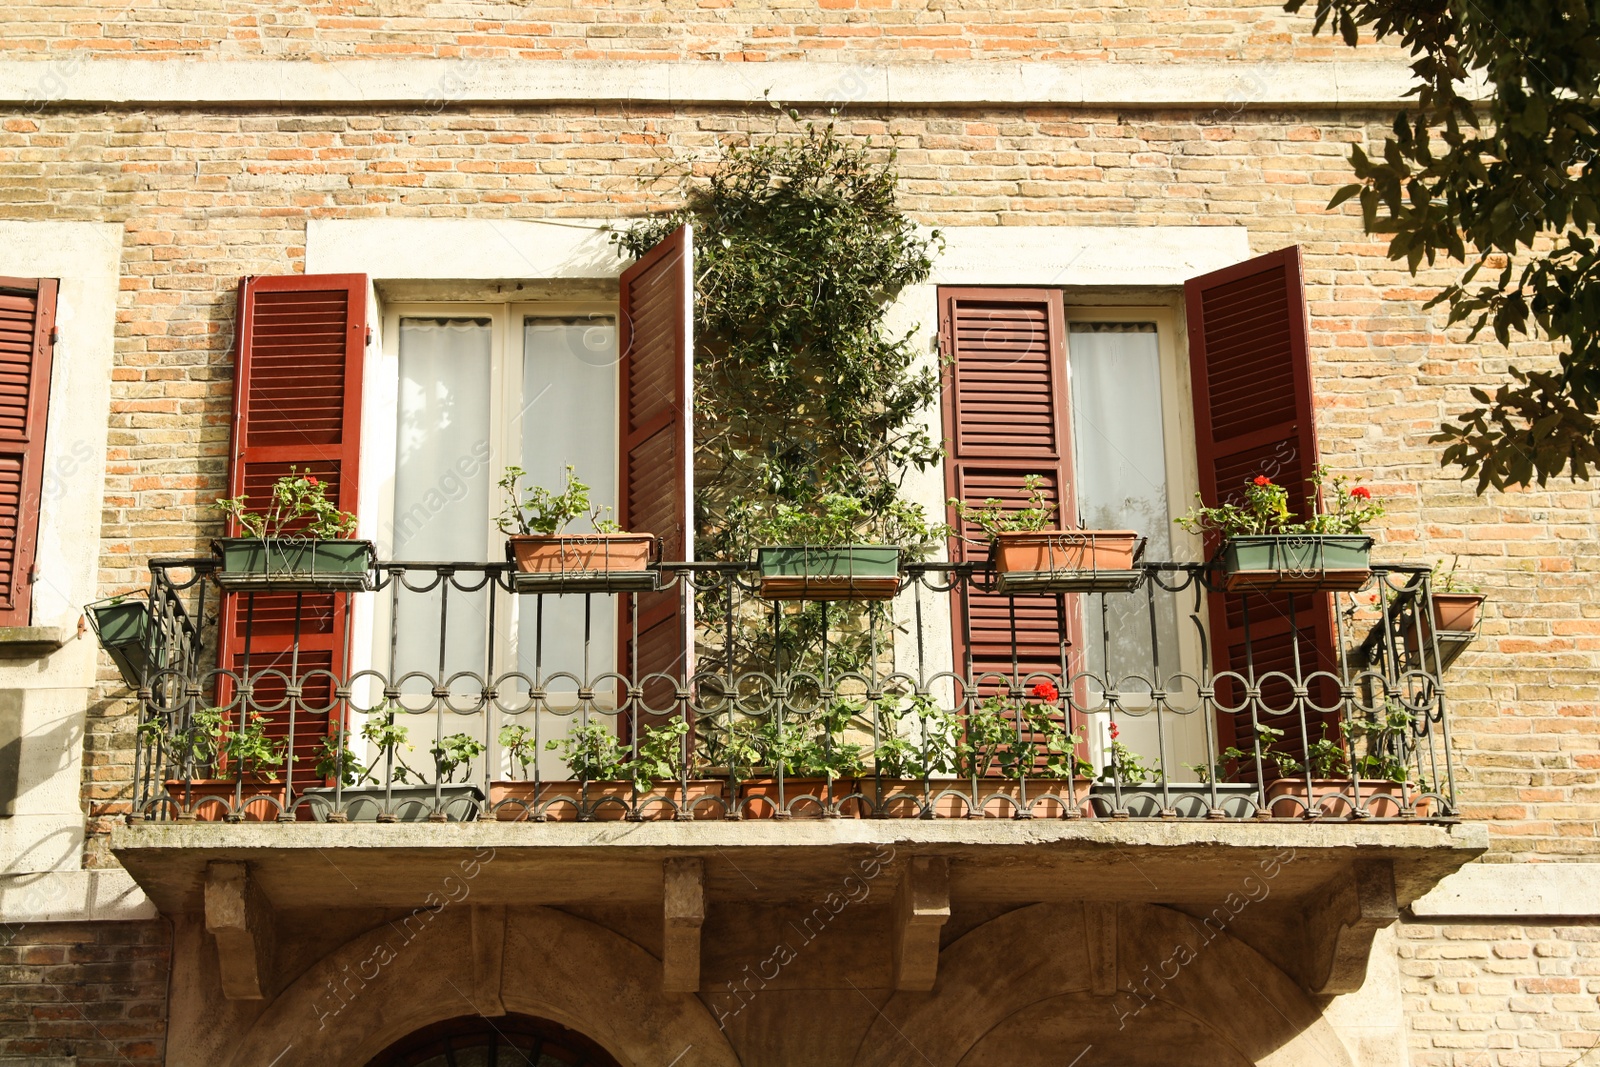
[512,317,619,701]
[1068,322,1180,721]
[393,318,493,697]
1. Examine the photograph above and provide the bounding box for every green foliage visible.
[737,492,947,555]
[315,730,365,786]
[1176,466,1382,538]
[431,732,485,784]
[168,706,287,781]
[949,474,1060,541]
[1433,555,1482,594]
[546,718,689,793]
[498,722,537,778]
[958,683,1090,781]
[213,466,358,540]
[873,694,962,779]
[1288,0,1600,489]
[613,118,942,559]
[1343,700,1415,783]
[358,713,420,785]
[497,465,621,536]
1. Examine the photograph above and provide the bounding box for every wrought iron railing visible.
[123,555,1460,823]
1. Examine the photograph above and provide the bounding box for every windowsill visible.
[0,626,71,658]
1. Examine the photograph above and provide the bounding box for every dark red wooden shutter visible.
[617,225,693,716]
[1184,246,1336,759]
[218,274,367,781]
[0,278,56,627]
[940,288,1080,690]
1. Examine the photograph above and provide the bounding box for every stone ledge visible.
[0,625,70,658]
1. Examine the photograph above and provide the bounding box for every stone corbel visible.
[1299,859,1399,995]
[892,856,950,992]
[204,861,275,1000]
[663,857,704,993]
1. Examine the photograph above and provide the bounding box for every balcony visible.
[107,553,1485,998]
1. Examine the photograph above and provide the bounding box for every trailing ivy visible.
[613,119,943,562]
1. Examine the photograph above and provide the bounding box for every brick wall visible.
[0,103,1592,859]
[1399,919,1600,1066]
[0,1,1408,64]
[0,919,169,1065]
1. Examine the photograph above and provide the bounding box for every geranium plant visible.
[1176,465,1383,539]
[497,465,621,536]
[950,475,1058,541]
[213,467,358,540]
[739,492,948,557]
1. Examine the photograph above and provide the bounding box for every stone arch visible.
[850,903,1354,1067]
[224,906,741,1067]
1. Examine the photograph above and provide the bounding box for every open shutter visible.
[940,288,1080,691]
[1184,246,1336,760]
[218,274,367,781]
[617,225,694,719]
[0,278,56,626]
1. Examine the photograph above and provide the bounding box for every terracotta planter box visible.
[1088,782,1260,818]
[756,546,901,602]
[869,778,1093,819]
[162,778,289,822]
[302,784,483,822]
[1430,592,1485,633]
[1265,778,1435,818]
[992,530,1144,594]
[737,777,865,818]
[490,780,726,821]
[506,533,658,594]
[1220,535,1372,594]
[213,537,374,592]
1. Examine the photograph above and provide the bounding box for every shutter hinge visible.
[28,562,38,582]
[365,327,373,346]
[48,327,58,345]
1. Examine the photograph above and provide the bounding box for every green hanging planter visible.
[86,596,154,688]
[213,538,375,592]
[757,545,902,601]
[1220,534,1372,593]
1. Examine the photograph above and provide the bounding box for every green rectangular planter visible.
[302,784,483,822]
[212,538,375,592]
[1220,534,1372,593]
[757,545,902,601]
[87,597,153,688]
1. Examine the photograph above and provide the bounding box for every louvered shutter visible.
[0,278,56,626]
[617,225,694,721]
[940,289,1080,691]
[1184,246,1336,761]
[218,274,367,781]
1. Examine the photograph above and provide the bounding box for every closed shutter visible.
[218,274,367,781]
[940,288,1080,691]
[617,225,694,723]
[1184,246,1336,761]
[0,278,56,627]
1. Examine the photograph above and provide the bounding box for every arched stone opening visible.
[221,906,741,1067]
[851,902,1355,1067]
[363,1011,624,1067]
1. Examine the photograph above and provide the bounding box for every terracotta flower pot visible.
[1430,593,1485,633]
[162,778,289,822]
[737,777,865,818]
[490,779,726,821]
[869,778,1093,819]
[1264,778,1435,818]
[992,530,1143,594]
[506,533,658,593]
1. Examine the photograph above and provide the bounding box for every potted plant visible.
[498,465,657,594]
[738,700,869,818]
[513,718,724,821]
[86,593,156,689]
[1429,556,1487,633]
[212,467,373,591]
[1177,466,1381,593]
[952,475,1143,594]
[1263,706,1433,818]
[748,493,944,602]
[303,714,485,822]
[156,706,290,822]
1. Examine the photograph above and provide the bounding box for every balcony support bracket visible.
[892,856,950,992]
[204,860,274,1001]
[663,857,704,993]
[1299,858,1398,996]
[471,905,508,1015]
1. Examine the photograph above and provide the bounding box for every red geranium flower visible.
[1108,722,1120,740]
[1031,681,1059,703]
[1253,475,1272,486]
[1350,486,1371,500]
[306,476,319,487]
